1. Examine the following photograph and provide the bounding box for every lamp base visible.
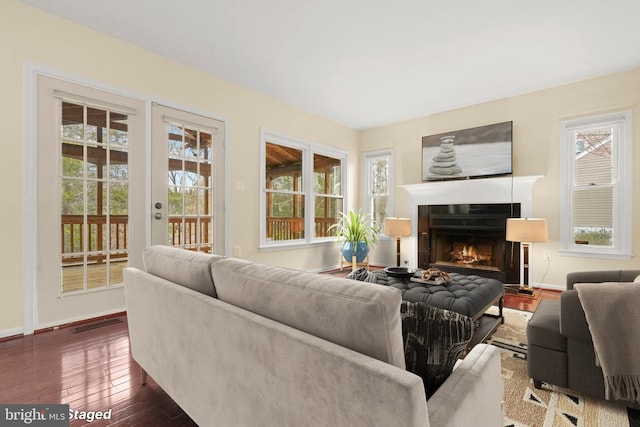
[504,284,534,296]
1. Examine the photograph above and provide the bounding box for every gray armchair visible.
[527,270,640,409]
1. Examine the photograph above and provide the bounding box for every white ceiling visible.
[20,0,640,129]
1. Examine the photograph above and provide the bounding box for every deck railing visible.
[61,215,337,255]
[267,217,336,240]
[167,216,211,250]
[61,215,128,263]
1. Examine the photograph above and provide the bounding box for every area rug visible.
[485,306,636,427]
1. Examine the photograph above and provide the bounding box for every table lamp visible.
[384,217,411,267]
[506,218,548,295]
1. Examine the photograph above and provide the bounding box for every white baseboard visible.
[0,327,24,339]
[534,282,564,291]
[35,307,126,333]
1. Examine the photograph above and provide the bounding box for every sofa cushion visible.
[211,258,406,369]
[142,245,223,297]
[400,301,475,399]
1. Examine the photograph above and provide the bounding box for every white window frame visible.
[364,150,393,236]
[260,129,347,248]
[559,110,632,259]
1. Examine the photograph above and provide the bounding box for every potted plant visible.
[329,210,379,263]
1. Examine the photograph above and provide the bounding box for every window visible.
[559,111,632,258]
[261,130,346,247]
[365,151,392,233]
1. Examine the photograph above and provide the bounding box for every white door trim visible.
[22,63,230,335]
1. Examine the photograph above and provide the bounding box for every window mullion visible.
[303,147,313,242]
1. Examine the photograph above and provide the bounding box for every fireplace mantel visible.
[400,175,543,269]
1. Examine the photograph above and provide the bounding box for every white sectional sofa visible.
[124,245,503,427]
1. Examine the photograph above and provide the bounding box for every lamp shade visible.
[384,217,411,237]
[506,218,548,243]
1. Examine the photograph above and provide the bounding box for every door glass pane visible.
[86,107,107,144]
[109,148,128,180]
[166,123,214,252]
[109,113,128,147]
[62,146,84,178]
[60,102,130,293]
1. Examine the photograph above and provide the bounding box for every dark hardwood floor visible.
[0,273,558,426]
[0,316,196,426]
[503,287,560,312]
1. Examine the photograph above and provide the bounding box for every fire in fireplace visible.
[450,242,493,267]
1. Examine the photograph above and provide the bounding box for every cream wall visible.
[1,1,358,334]
[3,0,639,335]
[361,67,640,287]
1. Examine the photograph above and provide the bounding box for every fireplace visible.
[417,203,521,283]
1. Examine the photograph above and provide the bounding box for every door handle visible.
[154,202,163,209]
[154,212,162,220]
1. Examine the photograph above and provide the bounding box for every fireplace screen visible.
[417,203,521,283]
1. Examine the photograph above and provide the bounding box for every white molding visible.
[400,175,543,276]
[23,63,40,335]
[0,327,24,340]
[535,283,564,291]
[35,308,126,332]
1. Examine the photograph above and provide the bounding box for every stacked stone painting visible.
[421,121,512,181]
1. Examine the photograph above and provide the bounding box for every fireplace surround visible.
[401,175,543,284]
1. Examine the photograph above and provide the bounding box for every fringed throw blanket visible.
[344,267,390,285]
[575,282,640,404]
[400,301,475,399]
[346,269,475,399]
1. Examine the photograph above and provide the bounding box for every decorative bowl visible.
[384,267,417,279]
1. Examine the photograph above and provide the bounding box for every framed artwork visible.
[421,121,513,181]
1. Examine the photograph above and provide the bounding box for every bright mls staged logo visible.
[0,405,68,426]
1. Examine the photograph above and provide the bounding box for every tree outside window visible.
[366,152,392,232]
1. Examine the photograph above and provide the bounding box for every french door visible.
[34,76,226,329]
[150,104,226,253]
[36,76,147,327]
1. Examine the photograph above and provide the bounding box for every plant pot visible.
[340,241,370,263]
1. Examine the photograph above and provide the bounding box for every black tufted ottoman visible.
[386,271,505,347]
[387,272,503,319]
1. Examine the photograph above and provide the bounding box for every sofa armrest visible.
[559,289,592,341]
[427,344,503,427]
